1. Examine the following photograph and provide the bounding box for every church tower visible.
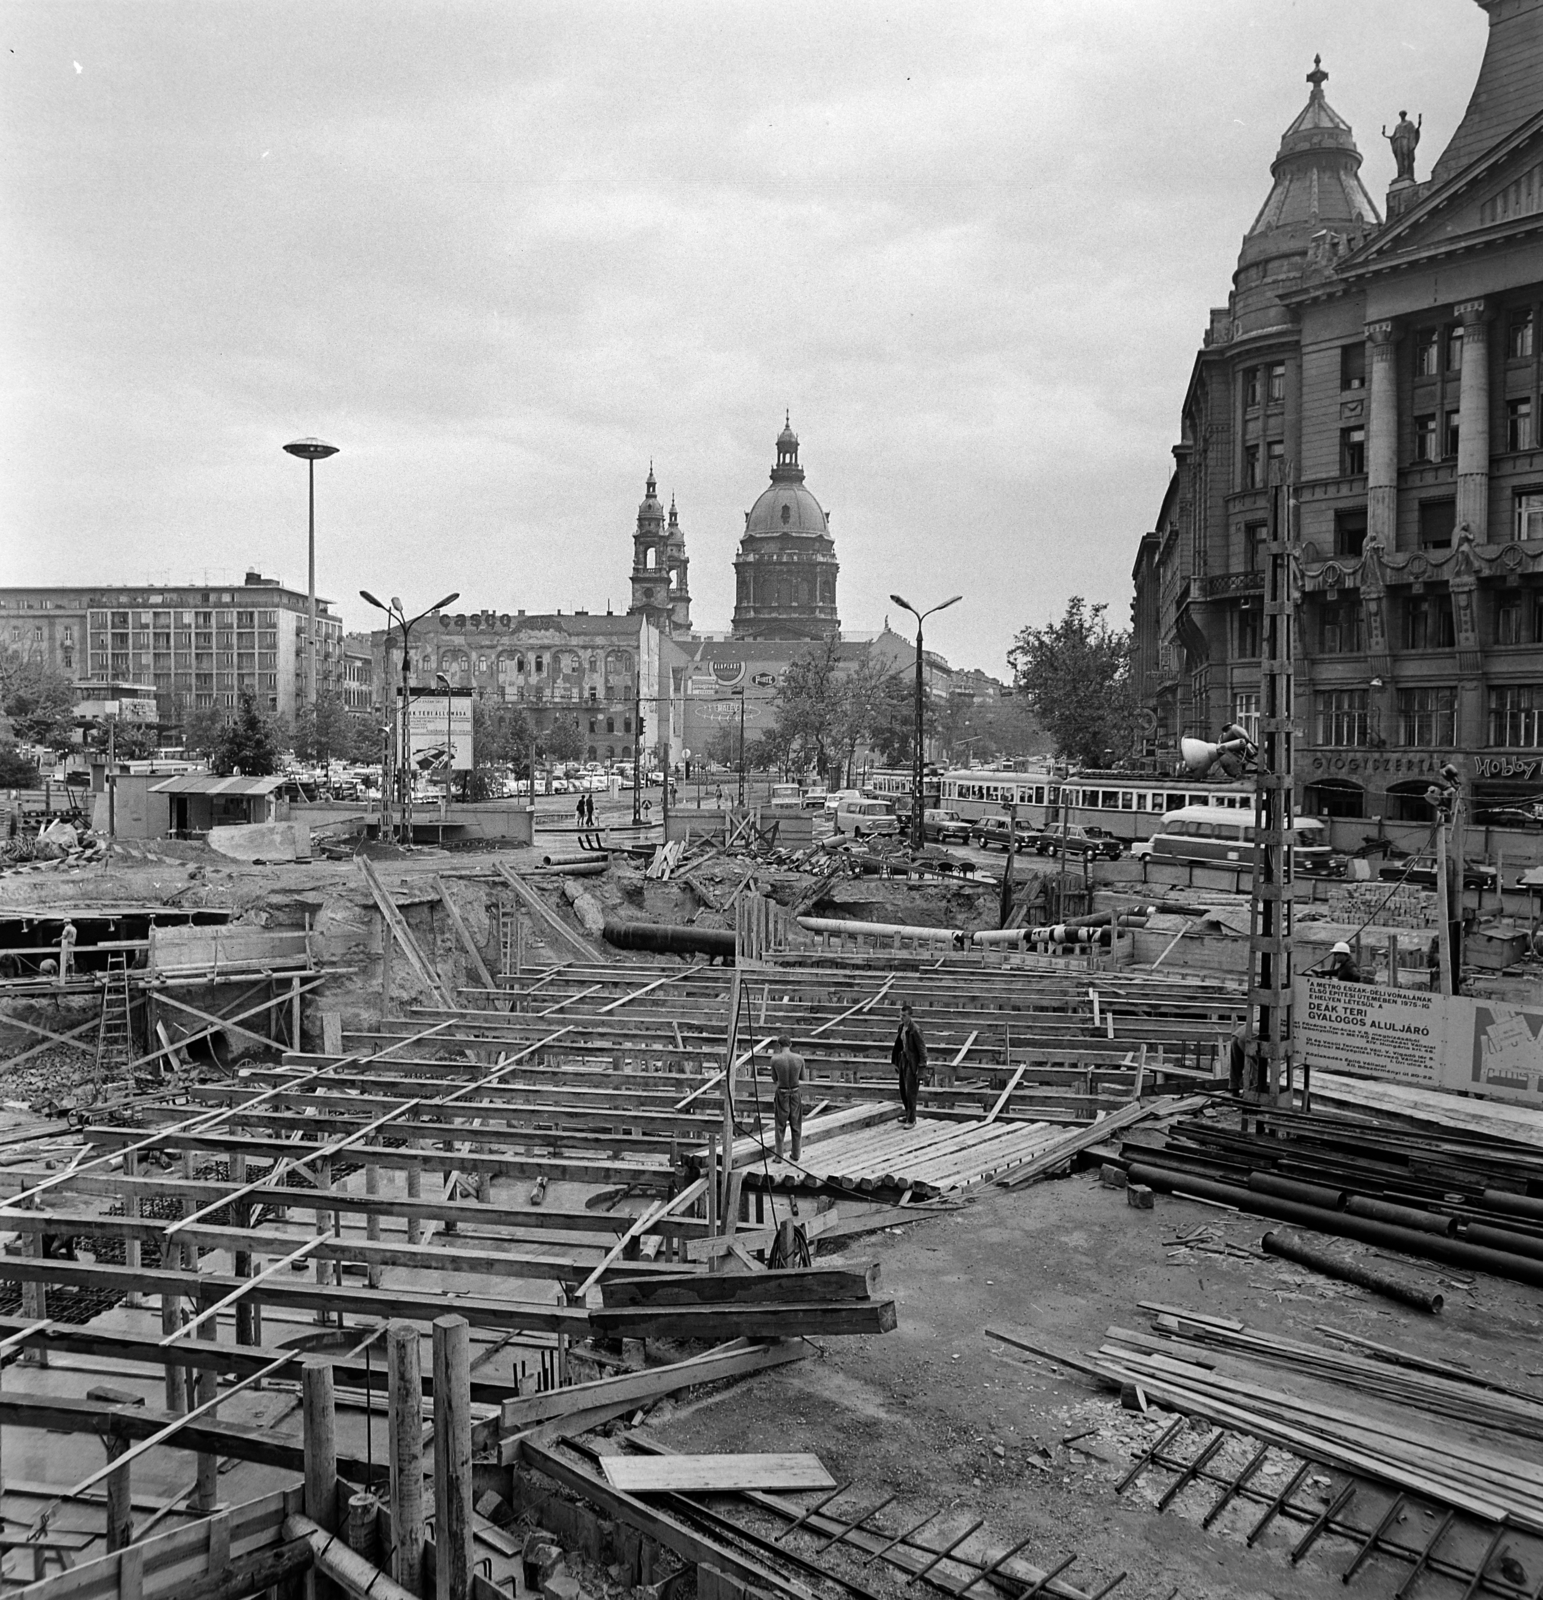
[628,466,691,636]
[731,418,840,641]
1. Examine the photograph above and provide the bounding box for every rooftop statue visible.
[1382,110,1422,182]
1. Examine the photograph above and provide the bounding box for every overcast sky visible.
[2,1,1487,675]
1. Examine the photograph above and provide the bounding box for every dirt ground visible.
[639,1170,1543,1600]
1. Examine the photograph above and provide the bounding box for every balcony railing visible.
[1197,571,1265,599]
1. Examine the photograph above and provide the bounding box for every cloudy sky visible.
[2,1,1486,674]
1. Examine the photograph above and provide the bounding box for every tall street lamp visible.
[361,589,459,845]
[283,438,340,715]
[730,687,747,808]
[889,592,962,851]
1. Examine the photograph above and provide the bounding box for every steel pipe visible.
[1344,1195,1458,1237]
[1123,1164,1543,1288]
[282,1513,417,1600]
[1247,1172,1347,1211]
[1480,1189,1543,1224]
[797,917,967,946]
[601,921,736,960]
[1261,1226,1444,1313]
[1464,1222,1543,1262]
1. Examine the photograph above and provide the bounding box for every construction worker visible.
[1326,941,1367,983]
[766,1034,805,1163]
[891,999,928,1128]
[58,919,77,987]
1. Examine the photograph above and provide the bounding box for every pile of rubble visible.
[1,819,109,873]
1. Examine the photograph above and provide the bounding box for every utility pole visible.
[1246,469,1295,1104]
[632,674,644,826]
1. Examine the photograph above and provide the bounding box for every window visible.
[535,655,544,675]
[1419,499,1457,549]
[1445,410,1461,457]
[1489,685,1543,747]
[1320,599,1363,654]
[1243,367,1261,408]
[1508,396,1534,452]
[1267,362,1285,402]
[1315,689,1370,747]
[1404,592,1456,649]
[1341,426,1366,476]
[1334,508,1367,558]
[1341,343,1366,391]
[1510,308,1534,360]
[1497,593,1525,645]
[1244,444,1261,489]
[1518,491,1543,541]
[1447,325,1464,372]
[1415,328,1440,377]
[1266,439,1285,479]
[1414,413,1437,462]
[1237,609,1260,658]
[606,717,615,734]
[1243,521,1267,570]
[1232,692,1260,741]
[1398,687,1457,746]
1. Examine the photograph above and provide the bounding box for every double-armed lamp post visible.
[282,438,339,713]
[360,589,460,845]
[889,591,962,851]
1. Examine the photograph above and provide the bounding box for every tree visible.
[210,690,282,776]
[345,713,386,765]
[542,716,585,764]
[1008,597,1136,769]
[90,721,158,761]
[704,724,740,770]
[768,636,845,779]
[292,689,354,764]
[472,697,535,769]
[0,654,76,753]
[180,704,228,758]
[0,745,40,787]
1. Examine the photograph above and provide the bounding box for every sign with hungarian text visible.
[1295,975,1543,1110]
[398,689,473,771]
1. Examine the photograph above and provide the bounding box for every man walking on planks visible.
[767,1035,805,1163]
[891,999,928,1128]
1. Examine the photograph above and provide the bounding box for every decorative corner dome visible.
[1232,57,1379,332]
[637,464,664,523]
[745,418,830,538]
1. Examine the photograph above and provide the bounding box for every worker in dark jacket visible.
[1326,941,1367,982]
[891,1000,928,1127]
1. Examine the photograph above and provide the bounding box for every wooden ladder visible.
[95,951,134,1083]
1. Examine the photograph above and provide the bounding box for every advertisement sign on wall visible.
[1295,976,1543,1110]
[398,689,474,771]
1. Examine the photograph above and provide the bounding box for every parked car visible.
[972,815,1015,850]
[1378,853,1498,891]
[1032,824,1124,861]
[801,786,829,810]
[922,808,973,845]
[833,798,901,838]
[824,788,862,813]
[768,782,803,807]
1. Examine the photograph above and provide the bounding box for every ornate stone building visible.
[627,466,691,636]
[1134,1,1543,836]
[731,419,841,641]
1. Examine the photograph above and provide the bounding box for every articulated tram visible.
[935,766,1253,846]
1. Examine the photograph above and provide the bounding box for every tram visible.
[937,766,1253,845]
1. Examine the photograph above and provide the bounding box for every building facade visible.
[363,607,675,768]
[1135,2,1543,830]
[0,572,344,729]
[731,420,841,641]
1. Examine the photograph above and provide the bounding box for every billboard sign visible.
[399,689,474,771]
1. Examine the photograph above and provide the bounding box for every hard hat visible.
[1330,941,1351,956]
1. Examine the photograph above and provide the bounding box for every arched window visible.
[588,653,597,671]
[515,654,525,673]
[535,655,545,675]
[644,546,657,570]
[588,745,597,760]
[617,651,632,673]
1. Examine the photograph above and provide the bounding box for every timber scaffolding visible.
[0,949,1242,1597]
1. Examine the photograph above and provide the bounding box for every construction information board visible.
[1295,976,1543,1109]
[399,689,473,771]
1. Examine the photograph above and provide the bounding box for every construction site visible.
[0,775,1539,1600]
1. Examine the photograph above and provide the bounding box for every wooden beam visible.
[361,856,454,1005]
[494,862,606,965]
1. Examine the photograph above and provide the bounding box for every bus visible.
[937,766,1255,845]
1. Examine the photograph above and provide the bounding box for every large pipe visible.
[1464,1222,1543,1262]
[797,917,967,946]
[282,1513,419,1600]
[528,861,609,877]
[1345,1194,1458,1237]
[539,851,609,867]
[1124,1164,1543,1288]
[1248,1172,1347,1210]
[1481,1189,1543,1224]
[1261,1227,1444,1313]
[603,921,736,960]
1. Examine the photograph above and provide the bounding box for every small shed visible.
[150,773,285,837]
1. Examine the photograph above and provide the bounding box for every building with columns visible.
[1135,1,1543,832]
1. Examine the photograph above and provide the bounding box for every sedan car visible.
[922,808,973,845]
[1033,824,1124,861]
[1378,853,1498,891]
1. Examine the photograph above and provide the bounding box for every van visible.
[1132,804,1334,873]
[834,798,900,839]
[768,783,803,807]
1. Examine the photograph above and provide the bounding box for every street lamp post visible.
[283,438,339,716]
[889,592,962,851]
[435,671,454,816]
[731,687,746,808]
[360,589,459,846]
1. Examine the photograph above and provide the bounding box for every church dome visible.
[744,419,830,539]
